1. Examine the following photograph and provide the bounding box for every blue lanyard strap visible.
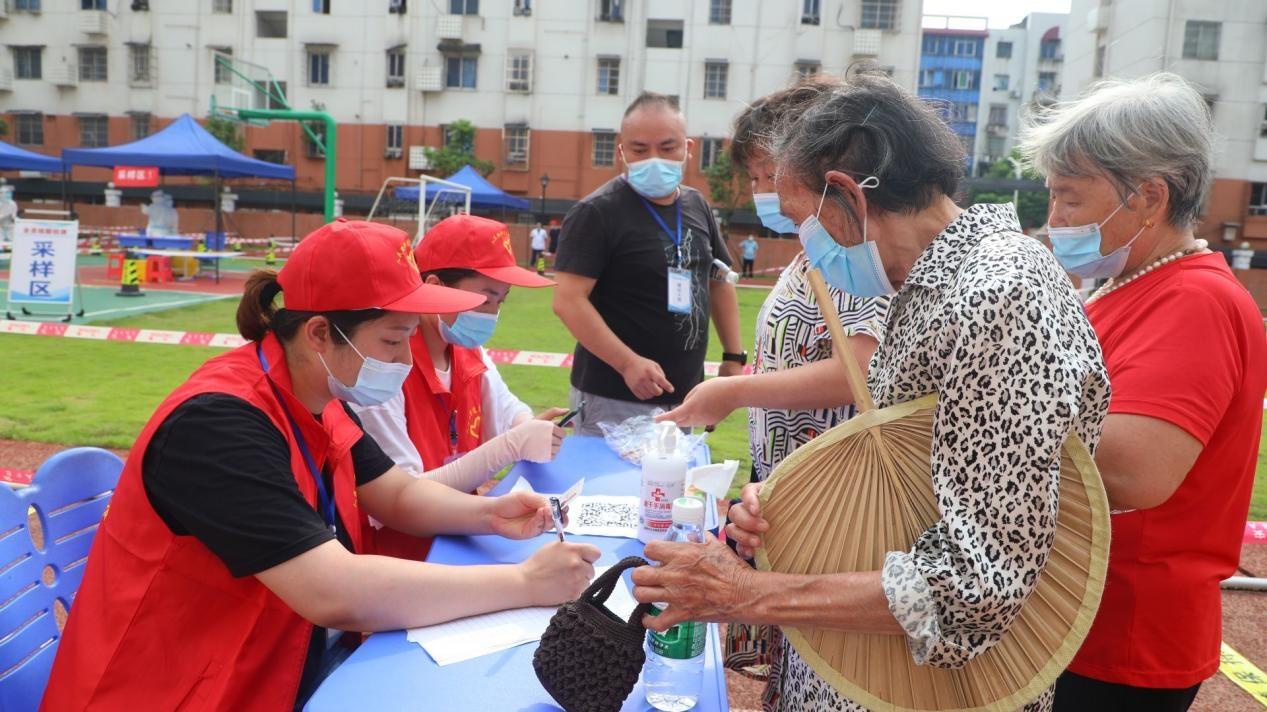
[637,195,683,266]
[256,346,337,532]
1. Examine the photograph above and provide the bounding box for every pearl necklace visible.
[1085,239,1209,305]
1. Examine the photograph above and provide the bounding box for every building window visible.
[129,44,153,85]
[592,131,616,166]
[213,0,232,13]
[952,40,977,57]
[860,0,898,30]
[445,55,477,88]
[256,11,287,38]
[78,46,107,82]
[1038,71,1057,92]
[386,124,403,155]
[1259,106,1267,138]
[795,61,820,80]
[312,0,330,13]
[15,0,41,10]
[131,113,152,139]
[647,19,684,49]
[304,122,327,158]
[307,48,331,86]
[1182,21,1220,61]
[988,104,1007,125]
[708,0,731,24]
[513,0,530,16]
[993,74,1009,91]
[801,0,820,25]
[699,137,723,170]
[1250,183,1267,217]
[389,0,407,14]
[387,47,406,87]
[506,51,532,92]
[597,57,620,95]
[944,103,976,122]
[704,61,728,99]
[986,135,1005,159]
[919,69,938,87]
[598,0,623,22]
[254,149,287,164]
[1040,38,1061,60]
[81,0,105,9]
[79,115,108,147]
[996,41,1012,58]
[953,70,973,90]
[14,47,42,80]
[449,0,478,15]
[504,126,529,166]
[922,36,939,55]
[268,80,288,109]
[16,114,43,146]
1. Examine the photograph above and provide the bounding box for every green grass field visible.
[2,283,1265,518]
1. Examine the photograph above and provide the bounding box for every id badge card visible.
[667,267,692,314]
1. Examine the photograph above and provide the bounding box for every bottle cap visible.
[671,497,705,528]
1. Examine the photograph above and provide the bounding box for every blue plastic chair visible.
[0,448,123,712]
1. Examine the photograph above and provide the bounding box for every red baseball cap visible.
[278,219,485,313]
[415,214,554,288]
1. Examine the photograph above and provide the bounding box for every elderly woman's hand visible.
[725,482,769,559]
[631,534,758,632]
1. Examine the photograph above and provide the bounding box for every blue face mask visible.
[798,177,896,299]
[320,324,411,407]
[623,154,684,199]
[439,310,499,348]
[1048,189,1146,280]
[753,192,798,234]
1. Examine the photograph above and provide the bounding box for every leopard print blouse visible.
[776,203,1111,711]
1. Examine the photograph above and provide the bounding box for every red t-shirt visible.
[1069,252,1267,688]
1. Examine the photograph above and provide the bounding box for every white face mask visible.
[319,324,411,406]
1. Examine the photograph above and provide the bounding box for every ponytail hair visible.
[237,270,282,342]
[235,268,390,344]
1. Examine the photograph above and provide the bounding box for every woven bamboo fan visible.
[753,269,1110,712]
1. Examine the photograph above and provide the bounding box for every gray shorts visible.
[568,387,680,437]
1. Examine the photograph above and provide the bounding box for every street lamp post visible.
[1005,155,1023,208]
[539,172,550,223]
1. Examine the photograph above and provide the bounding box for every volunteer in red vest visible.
[1022,74,1267,711]
[42,219,601,712]
[355,214,565,560]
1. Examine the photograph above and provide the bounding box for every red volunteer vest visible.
[41,334,366,712]
[358,331,485,561]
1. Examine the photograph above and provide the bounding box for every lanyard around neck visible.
[637,195,683,265]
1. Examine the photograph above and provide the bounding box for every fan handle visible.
[805,268,876,413]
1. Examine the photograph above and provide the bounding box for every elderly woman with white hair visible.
[1020,73,1267,711]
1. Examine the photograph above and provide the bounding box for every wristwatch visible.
[721,351,748,366]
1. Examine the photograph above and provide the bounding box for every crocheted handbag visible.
[533,556,654,712]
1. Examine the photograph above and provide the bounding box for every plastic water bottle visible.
[640,422,687,543]
[645,497,707,711]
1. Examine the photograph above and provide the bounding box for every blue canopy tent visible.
[0,141,63,173]
[395,165,531,211]
[61,113,295,247]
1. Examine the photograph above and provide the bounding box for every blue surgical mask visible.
[320,324,411,407]
[623,154,684,199]
[798,177,895,298]
[1048,190,1147,280]
[439,310,498,348]
[753,192,798,234]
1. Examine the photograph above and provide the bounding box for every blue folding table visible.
[305,435,730,711]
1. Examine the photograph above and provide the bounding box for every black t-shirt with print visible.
[554,176,732,404]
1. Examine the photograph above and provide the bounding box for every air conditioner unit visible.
[416,65,442,91]
[408,145,430,170]
[79,10,108,35]
[506,151,527,164]
[853,28,882,57]
[47,62,77,87]
[1009,89,1022,99]
[437,14,462,40]
[385,147,403,159]
[1087,7,1108,32]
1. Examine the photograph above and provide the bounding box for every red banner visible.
[113,166,159,187]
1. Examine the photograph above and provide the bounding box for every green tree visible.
[205,116,244,153]
[704,149,752,227]
[424,119,495,177]
[970,147,1049,230]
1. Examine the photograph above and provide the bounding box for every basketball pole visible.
[238,108,337,224]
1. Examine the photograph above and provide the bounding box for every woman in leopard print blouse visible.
[631,72,1111,712]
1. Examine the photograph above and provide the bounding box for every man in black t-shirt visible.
[553,92,744,435]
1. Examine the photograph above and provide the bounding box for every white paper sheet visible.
[406,566,638,665]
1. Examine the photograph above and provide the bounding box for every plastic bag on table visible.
[597,411,708,465]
